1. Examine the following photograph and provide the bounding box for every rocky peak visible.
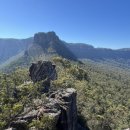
[27,32,77,61]
[33,31,59,50]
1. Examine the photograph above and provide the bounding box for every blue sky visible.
[0,0,130,49]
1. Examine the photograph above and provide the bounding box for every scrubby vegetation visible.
[0,57,130,130]
[52,57,130,130]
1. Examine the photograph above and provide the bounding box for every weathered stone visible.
[29,61,57,93]
[29,61,57,82]
[9,88,78,130]
[54,88,77,130]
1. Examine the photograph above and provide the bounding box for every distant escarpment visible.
[25,32,77,61]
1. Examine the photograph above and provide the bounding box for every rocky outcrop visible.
[29,61,57,93]
[9,88,77,130]
[29,61,57,82]
[51,88,77,130]
[6,61,84,130]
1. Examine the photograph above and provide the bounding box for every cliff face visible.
[33,32,59,50]
[32,32,77,61]
[53,88,77,130]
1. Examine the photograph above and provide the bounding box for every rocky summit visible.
[31,32,77,61]
[34,32,59,50]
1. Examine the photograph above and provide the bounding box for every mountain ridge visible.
[0,31,130,69]
[0,37,33,64]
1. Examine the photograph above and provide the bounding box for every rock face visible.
[9,88,77,130]
[51,88,77,130]
[33,32,77,61]
[34,32,59,51]
[29,61,57,93]
[29,61,57,82]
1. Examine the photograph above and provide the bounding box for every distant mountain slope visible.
[0,38,33,64]
[67,43,130,67]
[0,51,25,69]
[0,32,78,71]
[24,32,77,63]
[67,43,130,65]
[0,31,130,71]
